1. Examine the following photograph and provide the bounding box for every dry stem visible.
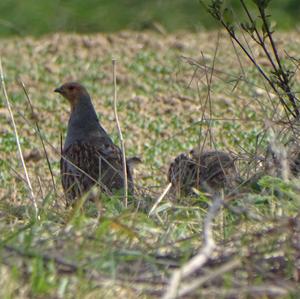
[112,59,128,207]
[149,183,172,216]
[0,58,39,219]
[19,80,57,196]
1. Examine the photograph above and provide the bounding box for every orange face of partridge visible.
[54,82,89,111]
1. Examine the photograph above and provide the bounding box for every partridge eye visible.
[69,86,75,91]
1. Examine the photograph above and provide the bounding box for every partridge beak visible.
[54,87,63,94]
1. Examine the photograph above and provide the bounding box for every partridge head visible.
[55,82,89,112]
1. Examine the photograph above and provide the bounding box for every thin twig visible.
[258,5,299,117]
[177,258,240,297]
[112,59,128,207]
[240,0,299,118]
[0,58,39,219]
[240,0,278,72]
[148,183,172,216]
[202,3,296,119]
[19,80,57,196]
[162,195,223,299]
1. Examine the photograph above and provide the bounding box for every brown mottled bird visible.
[168,149,238,196]
[55,82,133,206]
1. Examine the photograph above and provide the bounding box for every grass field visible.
[0,30,300,298]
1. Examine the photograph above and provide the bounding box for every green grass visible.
[0,30,300,298]
[0,0,299,36]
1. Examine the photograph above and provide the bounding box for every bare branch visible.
[162,195,223,299]
[177,258,240,297]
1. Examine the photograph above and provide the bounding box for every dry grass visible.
[0,30,300,298]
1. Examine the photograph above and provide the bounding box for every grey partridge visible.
[55,82,133,206]
[168,149,238,196]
